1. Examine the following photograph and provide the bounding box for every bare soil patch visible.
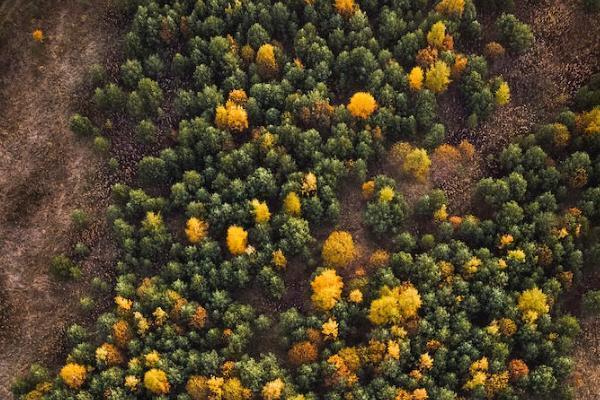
[0,1,119,397]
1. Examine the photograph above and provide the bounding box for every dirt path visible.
[0,1,117,397]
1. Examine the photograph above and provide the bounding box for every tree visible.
[347,92,377,119]
[227,226,248,255]
[496,14,533,53]
[256,44,278,79]
[425,61,451,93]
[59,363,87,389]
[322,231,356,268]
[495,81,511,105]
[144,369,170,395]
[369,285,422,325]
[402,148,431,182]
[288,341,319,366]
[334,0,356,17]
[251,199,271,224]
[311,269,343,311]
[186,217,208,243]
[517,288,549,323]
[427,21,446,48]
[408,67,424,92]
[435,0,465,16]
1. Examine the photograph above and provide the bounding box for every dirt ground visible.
[0,1,118,397]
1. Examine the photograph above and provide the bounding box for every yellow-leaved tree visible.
[435,0,465,16]
[322,230,356,268]
[369,285,422,325]
[427,21,446,48]
[144,368,170,395]
[425,60,451,93]
[283,191,301,216]
[251,199,271,224]
[517,287,549,323]
[495,81,511,106]
[311,269,344,311]
[185,217,208,244]
[347,92,377,119]
[226,225,248,255]
[402,148,432,182]
[256,44,278,79]
[59,363,87,389]
[408,66,424,92]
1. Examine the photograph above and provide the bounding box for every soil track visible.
[0,1,117,397]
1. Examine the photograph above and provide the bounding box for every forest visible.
[0,0,599,399]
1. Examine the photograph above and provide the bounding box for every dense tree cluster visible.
[16,2,600,400]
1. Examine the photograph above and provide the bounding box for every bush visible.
[69,114,97,136]
[50,254,81,280]
[582,290,600,315]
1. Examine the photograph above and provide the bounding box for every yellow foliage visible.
[408,67,424,92]
[228,89,248,105]
[186,217,209,244]
[349,289,363,303]
[301,172,318,195]
[435,0,465,16]
[256,44,278,79]
[419,353,433,370]
[223,377,252,400]
[251,199,271,224]
[322,230,356,268]
[322,318,339,339]
[59,363,87,389]
[427,22,446,48]
[143,211,163,231]
[95,343,123,366]
[187,376,209,399]
[125,375,139,390]
[517,287,549,322]
[144,369,170,395]
[495,81,511,106]
[32,29,44,42]
[412,388,429,400]
[369,285,422,325]
[311,269,344,311]
[486,371,509,398]
[283,192,301,216]
[226,225,248,255]
[369,249,390,268]
[379,186,395,202]
[576,107,600,135]
[227,104,249,132]
[499,234,514,248]
[434,204,448,222]
[463,256,481,276]
[115,295,133,312]
[215,105,229,129]
[425,60,451,93]
[334,0,356,17]
[553,123,570,147]
[452,54,468,79]
[112,319,131,348]
[272,249,287,269]
[262,378,285,400]
[508,249,526,262]
[402,148,431,182]
[347,92,377,119]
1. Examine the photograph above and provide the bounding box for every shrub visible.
[582,290,600,315]
[71,209,89,230]
[322,231,356,269]
[50,254,81,280]
[69,114,97,136]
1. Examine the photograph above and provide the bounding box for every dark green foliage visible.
[50,254,81,280]
[496,13,534,53]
